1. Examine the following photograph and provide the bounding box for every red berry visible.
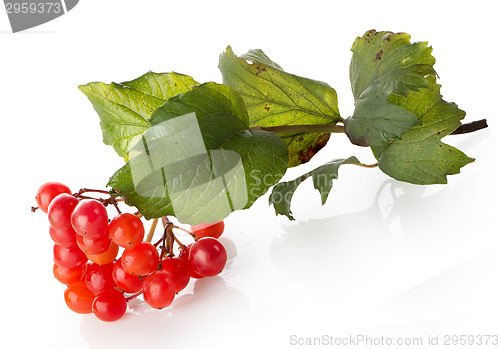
[86,242,119,265]
[92,289,127,322]
[76,234,112,255]
[121,242,159,276]
[53,263,87,285]
[85,263,116,296]
[160,257,190,293]
[36,182,71,213]
[109,213,145,249]
[179,244,204,279]
[49,226,77,247]
[53,244,88,269]
[188,237,227,277]
[112,258,143,293]
[64,280,95,314]
[142,271,176,309]
[48,194,79,231]
[71,199,109,239]
[190,220,224,239]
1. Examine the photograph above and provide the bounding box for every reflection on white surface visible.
[80,276,250,349]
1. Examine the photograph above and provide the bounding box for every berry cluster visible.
[35,182,227,322]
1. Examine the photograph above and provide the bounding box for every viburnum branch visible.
[249,119,488,136]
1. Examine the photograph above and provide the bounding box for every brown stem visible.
[172,234,186,250]
[451,119,488,135]
[163,221,175,258]
[134,211,143,219]
[153,237,163,248]
[172,224,197,240]
[112,201,122,214]
[75,188,110,196]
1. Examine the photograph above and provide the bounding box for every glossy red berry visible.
[53,244,88,269]
[188,237,227,277]
[53,263,87,285]
[49,226,77,247]
[36,182,71,213]
[142,271,176,309]
[76,234,112,255]
[71,199,109,239]
[179,244,204,279]
[64,280,95,314]
[121,242,159,276]
[160,257,190,293]
[109,213,145,249]
[85,263,116,296]
[92,289,127,322]
[48,193,79,231]
[85,242,119,265]
[112,258,143,293]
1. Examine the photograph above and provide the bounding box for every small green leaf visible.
[344,30,436,147]
[376,76,474,184]
[108,82,289,224]
[79,72,198,161]
[219,46,342,167]
[269,156,362,220]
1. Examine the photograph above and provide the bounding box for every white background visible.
[1,1,499,348]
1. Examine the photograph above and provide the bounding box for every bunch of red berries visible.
[35,182,227,322]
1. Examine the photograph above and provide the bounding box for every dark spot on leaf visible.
[296,133,330,164]
[264,104,270,111]
[255,65,266,75]
[346,133,369,147]
[296,136,304,142]
[174,82,177,87]
[385,37,390,41]
[437,131,441,135]
[374,50,383,61]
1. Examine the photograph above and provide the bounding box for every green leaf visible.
[269,156,362,220]
[344,30,436,147]
[108,82,289,224]
[376,76,474,184]
[79,72,199,161]
[219,46,342,167]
